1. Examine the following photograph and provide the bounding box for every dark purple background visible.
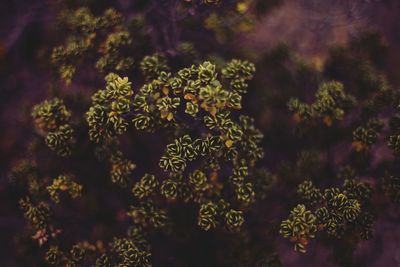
[1,0,400,266]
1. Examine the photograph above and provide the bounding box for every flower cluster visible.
[288,81,355,126]
[86,74,137,186]
[45,245,86,266]
[51,7,132,83]
[127,200,169,229]
[279,204,317,253]
[46,174,82,203]
[198,200,244,231]
[96,31,134,73]
[280,176,373,252]
[31,98,75,157]
[86,73,133,142]
[352,118,384,151]
[129,58,262,234]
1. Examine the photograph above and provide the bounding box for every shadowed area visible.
[1,1,400,266]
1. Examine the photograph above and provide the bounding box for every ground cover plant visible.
[2,0,400,266]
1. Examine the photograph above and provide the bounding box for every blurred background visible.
[1,0,400,266]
